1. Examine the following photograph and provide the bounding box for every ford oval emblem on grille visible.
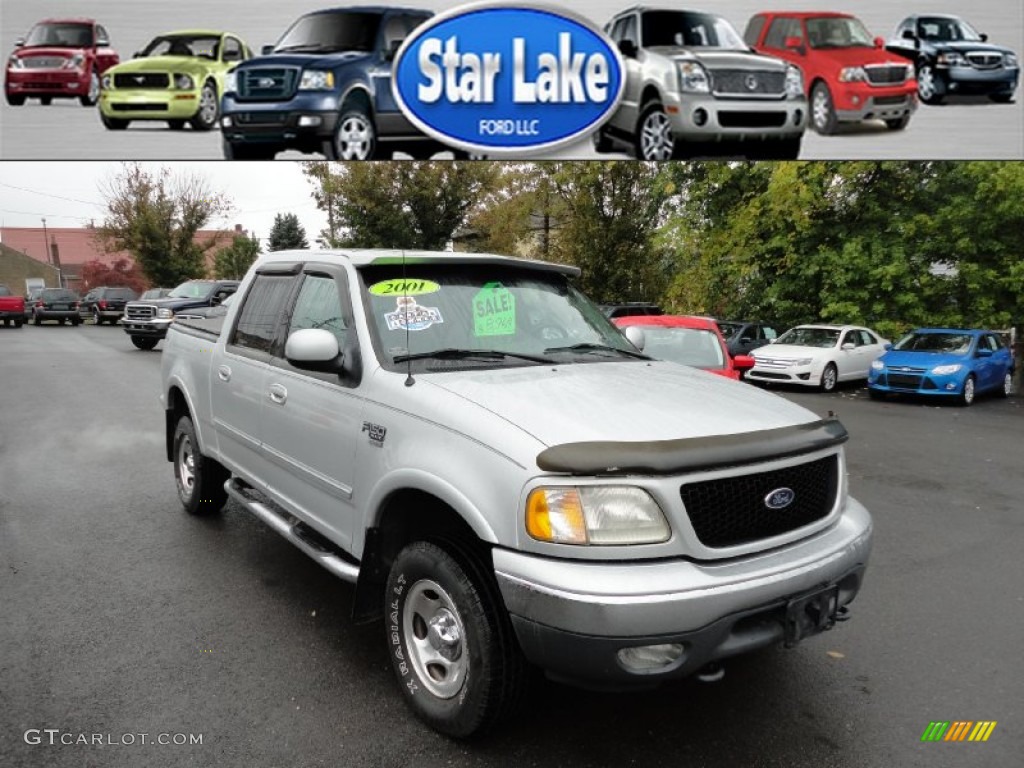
[745,74,758,90]
[258,77,276,88]
[765,487,795,510]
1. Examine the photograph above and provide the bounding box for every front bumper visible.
[746,362,822,386]
[664,91,807,141]
[99,88,200,120]
[5,68,89,96]
[831,82,917,122]
[937,64,1019,96]
[495,496,872,685]
[868,368,966,396]
[121,317,173,338]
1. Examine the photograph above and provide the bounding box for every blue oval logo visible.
[764,488,795,510]
[393,3,625,154]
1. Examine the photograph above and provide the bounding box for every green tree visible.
[267,213,309,251]
[214,232,261,280]
[303,161,499,249]
[93,163,232,286]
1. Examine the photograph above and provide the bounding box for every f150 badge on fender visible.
[392,2,625,154]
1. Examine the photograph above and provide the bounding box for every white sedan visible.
[747,324,890,392]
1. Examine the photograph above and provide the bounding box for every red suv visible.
[744,11,917,134]
[5,18,119,107]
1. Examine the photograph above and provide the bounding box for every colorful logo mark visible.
[921,721,997,742]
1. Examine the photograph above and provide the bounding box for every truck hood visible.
[809,46,908,68]
[925,41,1015,56]
[879,349,966,369]
[236,51,372,69]
[129,296,212,311]
[426,360,817,447]
[649,46,787,71]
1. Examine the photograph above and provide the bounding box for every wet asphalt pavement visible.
[1,321,1022,767]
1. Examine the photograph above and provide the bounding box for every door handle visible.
[217,365,231,382]
[268,383,288,405]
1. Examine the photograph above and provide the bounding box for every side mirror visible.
[841,342,856,350]
[618,39,638,59]
[261,44,275,55]
[624,326,646,352]
[901,29,916,41]
[384,39,402,61]
[980,33,988,42]
[97,37,110,47]
[133,51,143,58]
[874,36,885,49]
[784,36,805,55]
[14,38,24,48]
[285,328,343,371]
[733,354,755,371]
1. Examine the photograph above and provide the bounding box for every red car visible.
[5,18,119,107]
[614,315,754,381]
[744,11,917,134]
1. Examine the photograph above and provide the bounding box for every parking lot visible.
[2,321,1022,768]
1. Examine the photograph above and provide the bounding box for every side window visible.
[763,325,778,340]
[842,331,859,347]
[609,18,627,44]
[764,18,797,49]
[743,15,766,47]
[288,274,348,348]
[621,14,638,47]
[983,335,1001,352]
[859,330,877,346]
[97,25,109,44]
[230,276,294,354]
[221,37,242,62]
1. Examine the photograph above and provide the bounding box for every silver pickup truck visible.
[161,249,872,737]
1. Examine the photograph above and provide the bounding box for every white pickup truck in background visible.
[160,249,873,737]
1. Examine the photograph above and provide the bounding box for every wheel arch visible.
[339,83,374,117]
[164,381,200,462]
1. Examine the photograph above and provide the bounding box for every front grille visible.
[234,111,288,125]
[23,82,65,90]
[114,73,169,89]
[681,454,839,548]
[873,95,908,106]
[718,111,787,128]
[125,304,156,321]
[865,64,909,86]
[21,56,67,69]
[885,373,923,390]
[238,67,301,101]
[111,103,168,111]
[753,357,793,369]
[967,52,1003,69]
[711,69,786,98]
[750,371,790,380]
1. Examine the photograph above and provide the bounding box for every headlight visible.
[871,360,884,371]
[794,358,814,366]
[64,54,85,70]
[224,71,237,93]
[526,486,670,546]
[937,52,967,67]
[1006,53,1019,68]
[299,70,335,90]
[156,308,174,319]
[173,73,194,90]
[101,74,113,89]
[9,55,24,69]
[676,61,710,94]
[931,363,963,375]
[785,65,803,98]
[838,66,867,83]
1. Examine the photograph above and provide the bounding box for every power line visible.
[0,182,104,208]
[0,208,95,220]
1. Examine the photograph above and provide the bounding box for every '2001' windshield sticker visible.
[369,278,441,297]
[473,282,516,337]
[385,296,444,332]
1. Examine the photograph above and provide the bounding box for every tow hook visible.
[696,663,725,683]
[834,606,851,622]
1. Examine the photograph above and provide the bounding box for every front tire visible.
[93,308,102,325]
[222,139,278,160]
[130,336,158,350]
[592,126,614,153]
[80,69,100,106]
[885,114,911,131]
[958,374,976,406]
[173,415,229,516]
[6,94,26,106]
[325,107,378,160]
[101,113,130,130]
[998,371,1012,398]
[386,540,526,738]
[916,64,944,105]
[811,82,838,135]
[636,101,680,160]
[40,96,52,106]
[989,93,1014,104]
[820,363,838,393]
[189,80,218,131]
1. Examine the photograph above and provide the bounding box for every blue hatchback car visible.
[868,328,1015,405]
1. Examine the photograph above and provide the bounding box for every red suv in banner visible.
[5,18,119,107]
[744,11,917,135]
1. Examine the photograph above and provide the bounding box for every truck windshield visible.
[641,12,747,50]
[359,264,643,370]
[168,281,215,299]
[806,17,875,49]
[274,12,382,54]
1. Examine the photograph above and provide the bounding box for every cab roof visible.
[257,249,581,276]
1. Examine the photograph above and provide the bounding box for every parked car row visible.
[5,8,1017,160]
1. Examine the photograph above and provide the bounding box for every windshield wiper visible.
[392,348,554,364]
[543,343,649,360]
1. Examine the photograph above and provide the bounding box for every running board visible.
[224,478,360,583]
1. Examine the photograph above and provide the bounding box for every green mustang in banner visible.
[99,30,250,131]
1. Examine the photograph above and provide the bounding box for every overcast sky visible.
[0,162,329,248]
